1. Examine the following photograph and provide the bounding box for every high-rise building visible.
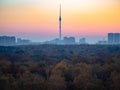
[114,33,120,44]
[0,36,16,46]
[108,33,120,44]
[108,33,114,44]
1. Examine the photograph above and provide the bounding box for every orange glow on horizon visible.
[0,0,120,39]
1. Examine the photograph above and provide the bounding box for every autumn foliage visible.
[0,45,120,90]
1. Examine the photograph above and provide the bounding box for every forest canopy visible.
[0,45,120,90]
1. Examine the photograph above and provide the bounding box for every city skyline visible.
[0,0,120,43]
[1,32,120,45]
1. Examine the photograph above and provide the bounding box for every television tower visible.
[59,4,62,40]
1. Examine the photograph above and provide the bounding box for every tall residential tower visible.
[108,33,120,44]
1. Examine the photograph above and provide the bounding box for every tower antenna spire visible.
[59,4,62,40]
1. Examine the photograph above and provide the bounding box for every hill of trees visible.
[0,45,120,90]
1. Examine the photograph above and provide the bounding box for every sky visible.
[0,0,120,43]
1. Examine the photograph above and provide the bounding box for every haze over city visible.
[0,0,120,43]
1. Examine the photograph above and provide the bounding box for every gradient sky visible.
[0,0,120,43]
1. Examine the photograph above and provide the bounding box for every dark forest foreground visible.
[0,45,120,90]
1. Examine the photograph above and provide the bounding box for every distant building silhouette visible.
[44,38,62,44]
[0,36,16,46]
[97,40,107,45]
[59,4,62,40]
[79,38,86,44]
[17,38,31,45]
[108,33,120,44]
[51,38,63,44]
[63,37,75,44]
[114,33,120,44]
[108,33,114,44]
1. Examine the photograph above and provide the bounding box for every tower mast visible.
[59,4,62,40]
